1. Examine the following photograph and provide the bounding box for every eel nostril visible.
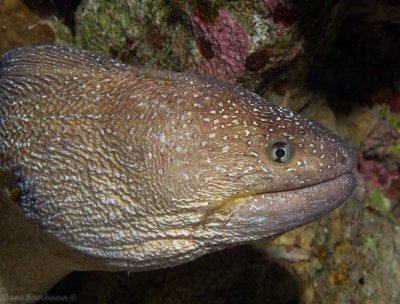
[338,149,355,171]
[338,153,352,168]
[337,154,346,165]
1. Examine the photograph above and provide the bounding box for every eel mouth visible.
[228,172,356,227]
[267,171,356,195]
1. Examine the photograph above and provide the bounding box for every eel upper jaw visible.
[225,171,356,233]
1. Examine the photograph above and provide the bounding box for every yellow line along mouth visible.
[209,172,355,212]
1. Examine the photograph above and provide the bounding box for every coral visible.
[190,10,249,81]
[370,87,400,113]
[362,120,398,157]
[358,111,400,210]
[74,0,195,69]
[358,158,399,193]
[261,0,298,34]
[59,0,304,87]
[15,0,400,303]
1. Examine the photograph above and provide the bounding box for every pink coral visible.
[370,87,400,113]
[358,121,400,206]
[190,10,249,82]
[358,157,399,191]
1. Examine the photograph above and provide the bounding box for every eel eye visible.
[268,140,293,164]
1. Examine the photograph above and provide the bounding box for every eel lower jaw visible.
[226,172,356,234]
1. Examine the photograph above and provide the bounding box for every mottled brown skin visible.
[0,45,355,301]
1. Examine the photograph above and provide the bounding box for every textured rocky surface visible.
[0,0,54,52]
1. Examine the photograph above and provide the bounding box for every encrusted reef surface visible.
[2,0,400,303]
[69,0,303,85]
[0,0,54,52]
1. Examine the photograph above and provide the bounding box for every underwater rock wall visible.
[1,0,400,303]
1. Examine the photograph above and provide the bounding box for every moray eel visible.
[0,45,355,298]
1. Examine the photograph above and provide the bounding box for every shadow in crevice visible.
[46,245,300,304]
[305,10,400,113]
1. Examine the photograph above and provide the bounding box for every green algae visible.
[363,235,381,258]
[388,144,400,157]
[74,0,195,69]
[379,106,400,157]
[67,0,304,87]
[366,188,399,226]
[366,188,392,217]
[380,105,400,133]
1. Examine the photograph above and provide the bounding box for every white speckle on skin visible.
[244,166,254,173]
[159,133,166,144]
[222,146,230,153]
